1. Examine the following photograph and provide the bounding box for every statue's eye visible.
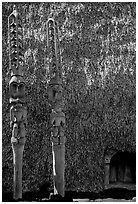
[12,83,17,90]
[18,83,24,91]
[53,89,56,97]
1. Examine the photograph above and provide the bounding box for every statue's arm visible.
[23,107,27,127]
[10,107,14,128]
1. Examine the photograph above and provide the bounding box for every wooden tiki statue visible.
[8,6,27,200]
[47,18,66,197]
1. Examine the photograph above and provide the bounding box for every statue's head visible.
[48,74,62,103]
[9,75,25,104]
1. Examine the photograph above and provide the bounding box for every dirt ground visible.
[2,187,136,202]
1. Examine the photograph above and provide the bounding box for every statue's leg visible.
[52,142,65,197]
[11,136,26,200]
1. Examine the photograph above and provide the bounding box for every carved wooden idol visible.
[47,18,66,198]
[8,6,27,201]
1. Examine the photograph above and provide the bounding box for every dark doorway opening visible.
[109,151,136,184]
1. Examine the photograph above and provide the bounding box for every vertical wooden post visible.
[8,6,27,200]
[47,18,66,198]
[104,156,111,188]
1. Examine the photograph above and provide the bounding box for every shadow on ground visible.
[2,188,136,202]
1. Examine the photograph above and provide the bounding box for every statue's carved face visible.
[10,82,25,98]
[9,77,25,102]
[53,85,62,99]
[51,114,65,127]
[48,84,62,102]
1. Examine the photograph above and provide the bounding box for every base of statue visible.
[11,137,26,200]
[52,142,65,197]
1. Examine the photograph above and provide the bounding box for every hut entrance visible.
[109,151,136,185]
